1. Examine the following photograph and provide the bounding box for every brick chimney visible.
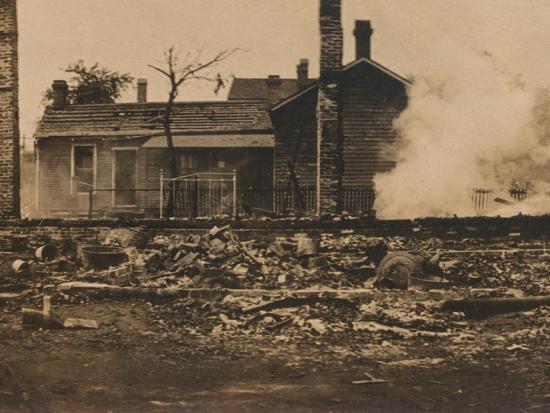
[266,74,282,87]
[0,0,20,218]
[52,80,68,109]
[137,78,147,103]
[354,20,373,60]
[316,0,343,215]
[296,58,309,88]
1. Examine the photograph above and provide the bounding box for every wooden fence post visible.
[159,169,164,218]
[192,175,199,219]
[232,169,237,219]
[88,190,93,219]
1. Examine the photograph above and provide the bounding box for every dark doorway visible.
[113,149,137,206]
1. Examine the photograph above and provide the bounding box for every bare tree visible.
[149,46,238,214]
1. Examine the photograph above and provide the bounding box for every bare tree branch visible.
[149,45,240,216]
[147,64,171,79]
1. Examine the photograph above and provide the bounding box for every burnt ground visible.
[0,233,549,412]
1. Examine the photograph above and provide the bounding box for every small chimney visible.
[266,74,282,87]
[52,80,68,109]
[353,20,373,60]
[296,58,309,88]
[137,78,147,103]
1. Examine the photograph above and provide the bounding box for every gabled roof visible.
[270,57,411,112]
[228,77,316,104]
[35,100,273,139]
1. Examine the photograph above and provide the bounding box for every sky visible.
[18,0,550,150]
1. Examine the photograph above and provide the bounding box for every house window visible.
[73,146,95,193]
[180,153,198,174]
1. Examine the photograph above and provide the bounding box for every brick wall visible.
[0,0,20,218]
[317,0,343,215]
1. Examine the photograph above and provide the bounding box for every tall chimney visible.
[137,78,147,103]
[52,80,68,110]
[296,58,309,88]
[317,0,343,215]
[354,20,373,60]
[0,0,20,218]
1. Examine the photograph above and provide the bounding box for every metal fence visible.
[239,186,376,215]
[161,171,237,218]
[472,187,530,211]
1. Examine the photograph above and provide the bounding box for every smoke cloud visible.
[373,4,550,219]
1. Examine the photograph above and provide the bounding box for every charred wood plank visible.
[440,295,550,318]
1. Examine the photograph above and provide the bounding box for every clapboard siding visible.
[272,61,407,190]
[37,137,149,213]
[272,90,318,187]
[342,64,407,186]
[36,138,73,211]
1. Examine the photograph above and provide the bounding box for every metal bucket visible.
[35,244,58,261]
[12,259,30,274]
[81,245,128,271]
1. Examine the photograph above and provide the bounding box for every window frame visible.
[111,147,139,207]
[179,152,199,175]
[71,144,97,195]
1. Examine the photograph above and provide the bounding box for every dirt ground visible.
[0,298,547,413]
[0,231,549,412]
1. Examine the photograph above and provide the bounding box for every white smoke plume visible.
[373,14,550,219]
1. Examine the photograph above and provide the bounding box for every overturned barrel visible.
[81,245,128,271]
[11,259,30,274]
[35,244,58,261]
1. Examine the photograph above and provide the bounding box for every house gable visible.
[270,58,410,112]
[270,58,409,189]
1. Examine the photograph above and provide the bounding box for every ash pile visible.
[0,225,548,340]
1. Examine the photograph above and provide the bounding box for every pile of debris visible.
[128,226,382,290]
[150,292,455,340]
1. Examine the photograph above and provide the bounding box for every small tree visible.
[149,46,238,214]
[43,60,134,105]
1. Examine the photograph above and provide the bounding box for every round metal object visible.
[81,245,128,271]
[35,244,58,261]
[12,259,30,274]
[375,251,423,289]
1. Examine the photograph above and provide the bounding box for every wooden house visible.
[34,19,409,217]
[34,97,273,216]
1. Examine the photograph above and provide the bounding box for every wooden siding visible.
[341,64,407,186]
[272,62,407,190]
[272,91,318,187]
[36,138,272,215]
[36,138,73,211]
[36,137,149,213]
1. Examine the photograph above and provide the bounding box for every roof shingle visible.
[35,100,272,138]
[228,78,316,104]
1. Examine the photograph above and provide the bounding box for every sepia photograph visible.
[0,0,548,411]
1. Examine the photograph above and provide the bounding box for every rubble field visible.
[0,226,548,412]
